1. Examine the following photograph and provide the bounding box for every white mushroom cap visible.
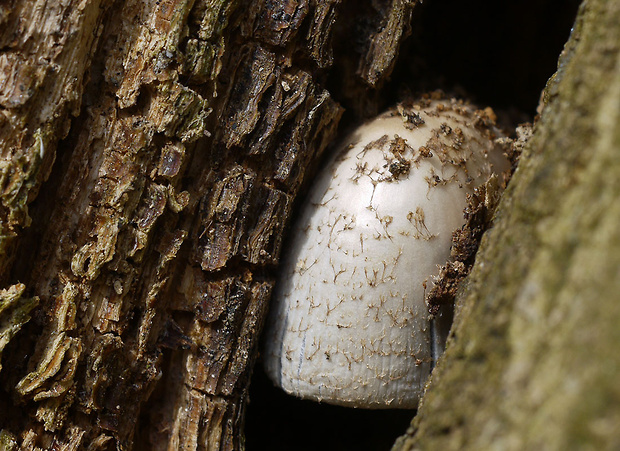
[263,96,510,409]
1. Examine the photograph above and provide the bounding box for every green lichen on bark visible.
[394,0,620,449]
[0,0,109,282]
[0,283,39,374]
[0,429,18,450]
[0,129,43,247]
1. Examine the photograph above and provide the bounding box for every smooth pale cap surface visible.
[263,98,510,408]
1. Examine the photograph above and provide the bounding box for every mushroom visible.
[262,94,511,409]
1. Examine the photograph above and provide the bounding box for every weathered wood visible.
[0,0,109,281]
[0,0,416,449]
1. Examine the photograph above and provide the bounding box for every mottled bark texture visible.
[394,1,620,449]
[0,0,417,449]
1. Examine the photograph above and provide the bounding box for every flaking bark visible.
[0,0,414,449]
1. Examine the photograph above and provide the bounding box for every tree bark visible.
[0,0,415,449]
[394,0,620,449]
[0,0,596,450]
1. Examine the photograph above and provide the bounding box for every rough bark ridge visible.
[0,0,417,449]
[0,0,107,282]
[394,0,620,449]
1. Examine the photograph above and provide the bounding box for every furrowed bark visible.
[0,0,413,449]
[0,0,109,282]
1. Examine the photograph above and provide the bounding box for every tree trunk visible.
[0,0,411,449]
[0,0,595,450]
